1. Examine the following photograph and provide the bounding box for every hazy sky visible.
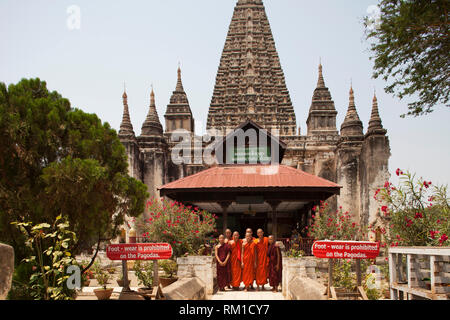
[1,0,449,186]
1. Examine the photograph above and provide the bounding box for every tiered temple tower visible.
[164,67,195,134]
[118,0,391,229]
[206,0,297,137]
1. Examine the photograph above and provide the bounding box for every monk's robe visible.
[267,243,282,288]
[255,237,269,285]
[229,239,242,288]
[242,240,256,287]
[216,243,231,289]
[224,238,232,286]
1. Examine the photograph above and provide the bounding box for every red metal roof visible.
[159,165,342,190]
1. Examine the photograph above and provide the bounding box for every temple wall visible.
[336,146,362,222]
[359,135,391,228]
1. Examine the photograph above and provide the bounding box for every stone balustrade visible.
[0,243,14,300]
[176,255,217,296]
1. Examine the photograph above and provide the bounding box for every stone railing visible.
[176,255,217,296]
[389,246,450,300]
[282,257,326,300]
[0,243,14,300]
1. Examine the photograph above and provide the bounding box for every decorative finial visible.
[317,60,325,88]
[122,82,127,98]
[175,64,184,92]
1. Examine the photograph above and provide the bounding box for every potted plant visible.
[107,266,117,274]
[133,261,154,296]
[93,265,113,300]
[159,259,178,287]
[116,273,131,288]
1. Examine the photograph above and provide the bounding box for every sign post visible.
[106,242,172,299]
[312,240,380,300]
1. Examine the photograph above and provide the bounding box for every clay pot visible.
[159,277,178,288]
[137,287,153,295]
[117,279,131,287]
[94,288,114,300]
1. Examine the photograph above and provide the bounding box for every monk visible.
[255,229,269,291]
[267,235,282,292]
[246,228,256,241]
[215,234,231,291]
[241,232,257,291]
[224,229,232,243]
[228,231,242,290]
[224,229,233,289]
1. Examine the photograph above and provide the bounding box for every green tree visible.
[365,0,449,117]
[0,78,148,269]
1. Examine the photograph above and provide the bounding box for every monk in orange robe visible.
[228,231,242,290]
[246,228,256,241]
[241,232,257,291]
[255,229,269,291]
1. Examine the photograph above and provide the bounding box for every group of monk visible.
[214,228,282,293]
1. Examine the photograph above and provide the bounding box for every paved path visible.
[210,285,284,300]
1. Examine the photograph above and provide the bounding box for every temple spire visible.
[341,85,363,137]
[175,65,184,92]
[306,61,338,136]
[164,66,195,133]
[367,92,386,135]
[317,61,325,88]
[119,87,135,137]
[141,87,163,136]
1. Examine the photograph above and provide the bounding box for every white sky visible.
[1,0,449,186]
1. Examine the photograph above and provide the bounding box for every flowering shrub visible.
[309,201,365,241]
[372,169,449,248]
[135,198,217,257]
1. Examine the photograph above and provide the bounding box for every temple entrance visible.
[159,120,342,241]
[239,213,268,236]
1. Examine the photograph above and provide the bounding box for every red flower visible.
[439,234,448,245]
[430,230,440,239]
[381,206,388,213]
[414,212,423,219]
[395,168,403,176]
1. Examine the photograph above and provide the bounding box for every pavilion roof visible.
[159,165,342,191]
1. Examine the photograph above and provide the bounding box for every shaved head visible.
[257,229,264,238]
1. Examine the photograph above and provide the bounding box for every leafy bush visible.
[160,259,178,278]
[133,261,154,289]
[92,264,111,290]
[286,243,304,258]
[332,260,355,291]
[363,273,382,300]
[10,215,77,300]
[135,198,216,257]
[372,169,449,248]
